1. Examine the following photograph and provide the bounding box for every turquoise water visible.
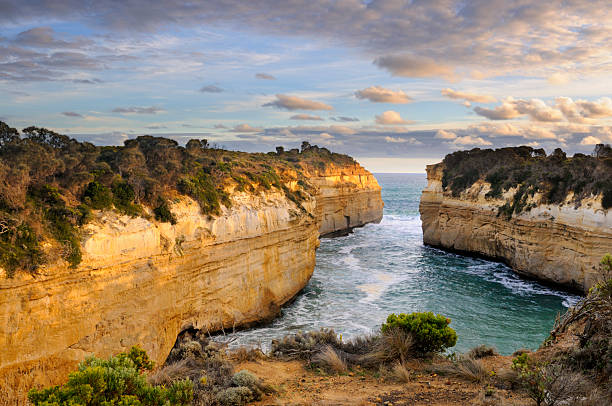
[223,173,580,355]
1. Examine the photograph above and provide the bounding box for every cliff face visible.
[308,163,384,237]
[0,164,382,382]
[420,163,612,292]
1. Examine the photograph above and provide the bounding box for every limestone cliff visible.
[420,163,612,292]
[0,163,382,383]
[307,163,383,237]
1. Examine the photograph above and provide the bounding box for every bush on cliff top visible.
[0,120,350,276]
[28,345,193,406]
[382,312,457,355]
[440,145,612,214]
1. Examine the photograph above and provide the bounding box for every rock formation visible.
[0,162,382,383]
[420,163,612,292]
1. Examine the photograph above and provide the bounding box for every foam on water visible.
[218,173,581,354]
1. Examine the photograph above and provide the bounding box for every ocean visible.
[220,173,580,355]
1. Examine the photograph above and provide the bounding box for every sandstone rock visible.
[0,163,383,384]
[420,163,612,292]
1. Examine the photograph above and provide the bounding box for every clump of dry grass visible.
[467,344,499,359]
[512,348,531,357]
[148,359,191,386]
[271,327,416,373]
[494,367,521,390]
[230,346,266,363]
[426,355,489,383]
[312,346,347,373]
[359,327,414,368]
[390,362,414,383]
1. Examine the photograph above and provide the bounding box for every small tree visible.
[382,312,457,356]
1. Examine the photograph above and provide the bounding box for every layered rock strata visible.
[420,163,612,292]
[308,163,384,237]
[0,164,383,382]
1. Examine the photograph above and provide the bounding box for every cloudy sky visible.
[1,1,612,172]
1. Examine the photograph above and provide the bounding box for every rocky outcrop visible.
[420,163,612,292]
[308,163,384,237]
[0,163,382,382]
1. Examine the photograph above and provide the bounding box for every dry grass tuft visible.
[427,355,488,383]
[230,346,266,363]
[390,362,414,383]
[467,345,499,359]
[494,367,521,390]
[148,359,191,386]
[313,345,347,373]
[362,327,414,367]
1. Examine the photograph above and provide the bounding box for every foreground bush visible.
[28,346,193,406]
[382,312,457,355]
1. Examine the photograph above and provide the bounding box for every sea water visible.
[220,173,580,355]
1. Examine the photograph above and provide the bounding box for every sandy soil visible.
[235,357,531,405]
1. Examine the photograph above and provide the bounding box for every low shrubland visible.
[28,346,193,406]
[440,145,612,216]
[271,311,457,374]
[0,121,354,276]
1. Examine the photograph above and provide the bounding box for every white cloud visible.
[263,94,333,111]
[441,88,496,103]
[475,98,564,122]
[290,114,323,121]
[374,55,456,80]
[375,110,413,125]
[580,135,602,145]
[355,86,412,103]
[434,129,457,139]
[452,135,492,146]
[231,123,262,132]
[547,72,571,85]
[384,136,422,144]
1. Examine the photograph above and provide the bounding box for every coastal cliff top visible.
[0,122,363,277]
[432,145,612,216]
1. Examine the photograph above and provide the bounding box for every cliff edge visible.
[0,127,383,383]
[420,146,612,292]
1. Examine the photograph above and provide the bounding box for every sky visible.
[1,1,612,172]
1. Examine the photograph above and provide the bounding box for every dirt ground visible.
[235,357,531,406]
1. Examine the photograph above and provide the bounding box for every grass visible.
[426,355,489,383]
[313,346,347,373]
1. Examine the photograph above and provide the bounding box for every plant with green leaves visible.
[512,353,547,406]
[28,346,192,406]
[382,312,457,356]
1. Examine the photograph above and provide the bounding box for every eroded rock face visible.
[0,164,383,383]
[307,163,384,237]
[420,163,612,292]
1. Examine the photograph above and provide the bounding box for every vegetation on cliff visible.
[28,346,193,405]
[0,121,354,277]
[440,145,612,217]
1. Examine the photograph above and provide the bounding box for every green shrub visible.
[117,344,155,372]
[153,200,177,224]
[178,171,222,215]
[112,181,141,216]
[382,312,457,355]
[83,181,113,210]
[45,206,82,268]
[0,221,44,277]
[28,346,193,406]
[511,353,547,406]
